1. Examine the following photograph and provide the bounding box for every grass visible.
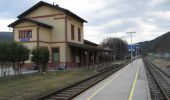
[0,68,96,100]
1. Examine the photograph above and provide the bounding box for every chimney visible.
[53,2,55,5]
[55,4,59,7]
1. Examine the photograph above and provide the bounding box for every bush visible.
[0,42,30,76]
[0,42,11,77]
[31,47,50,72]
[9,42,30,75]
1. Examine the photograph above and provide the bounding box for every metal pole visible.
[127,32,136,62]
[136,44,139,58]
[130,33,132,62]
[114,41,116,62]
[136,44,137,58]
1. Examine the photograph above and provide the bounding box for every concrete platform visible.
[74,59,151,100]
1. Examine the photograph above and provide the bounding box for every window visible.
[52,48,59,62]
[71,25,74,40]
[19,30,32,38]
[78,28,81,41]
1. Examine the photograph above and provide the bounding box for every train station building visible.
[8,1,113,69]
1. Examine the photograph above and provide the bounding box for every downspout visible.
[65,14,68,69]
[37,27,40,48]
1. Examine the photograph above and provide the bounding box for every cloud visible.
[0,0,37,19]
[150,0,168,5]
[0,19,15,31]
[149,11,170,20]
[0,0,170,44]
[125,17,168,43]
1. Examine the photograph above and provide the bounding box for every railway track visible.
[149,61,170,78]
[144,59,170,100]
[37,63,127,100]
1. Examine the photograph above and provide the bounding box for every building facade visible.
[9,1,113,69]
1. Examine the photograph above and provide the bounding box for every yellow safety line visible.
[128,65,140,100]
[86,66,129,100]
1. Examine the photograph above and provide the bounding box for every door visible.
[52,48,59,63]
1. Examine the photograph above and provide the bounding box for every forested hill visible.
[0,32,13,42]
[138,31,170,55]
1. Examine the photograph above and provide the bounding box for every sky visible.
[0,0,170,44]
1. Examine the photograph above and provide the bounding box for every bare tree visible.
[100,37,128,60]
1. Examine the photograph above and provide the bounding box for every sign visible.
[20,38,30,42]
[128,44,139,52]
[128,44,136,51]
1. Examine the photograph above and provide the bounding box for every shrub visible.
[0,42,30,76]
[9,42,30,75]
[31,47,50,72]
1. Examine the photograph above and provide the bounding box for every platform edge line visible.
[86,65,129,100]
[128,65,140,100]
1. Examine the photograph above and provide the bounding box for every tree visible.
[0,42,11,77]
[15,44,30,74]
[100,37,128,60]
[0,42,29,76]
[31,47,41,71]
[8,42,30,75]
[31,47,50,72]
[39,47,50,72]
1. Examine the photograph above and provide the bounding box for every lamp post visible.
[114,41,116,62]
[127,32,136,62]
[136,44,139,58]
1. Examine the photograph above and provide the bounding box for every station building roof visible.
[8,18,53,29]
[17,1,87,23]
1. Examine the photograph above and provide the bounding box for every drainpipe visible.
[65,14,68,70]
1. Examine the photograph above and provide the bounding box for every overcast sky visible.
[0,0,170,44]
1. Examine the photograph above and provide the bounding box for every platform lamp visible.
[135,44,139,58]
[126,32,136,62]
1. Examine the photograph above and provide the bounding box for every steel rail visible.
[37,63,128,100]
[144,60,170,100]
[149,61,170,78]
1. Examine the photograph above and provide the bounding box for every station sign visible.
[20,38,30,42]
[128,44,139,52]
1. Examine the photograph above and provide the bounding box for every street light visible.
[127,32,136,62]
[113,39,116,62]
[135,44,139,58]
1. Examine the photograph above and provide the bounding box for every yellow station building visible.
[9,1,112,69]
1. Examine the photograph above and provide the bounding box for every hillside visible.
[138,31,170,55]
[0,32,13,42]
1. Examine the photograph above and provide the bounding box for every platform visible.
[74,59,151,100]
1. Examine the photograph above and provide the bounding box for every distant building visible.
[8,1,112,69]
